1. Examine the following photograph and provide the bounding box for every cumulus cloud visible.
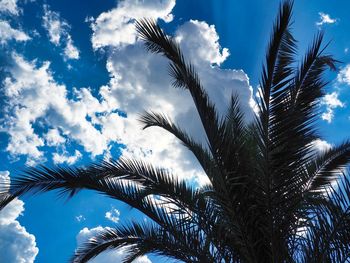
[0,171,39,263]
[105,207,120,223]
[0,20,30,44]
[316,12,338,27]
[53,149,82,165]
[76,226,152,263]
[1,53,125,163]
[321,92,344,123]
[2,0,254,186]
[44,128,66,146]
[90,0,175,49]
[42,5,79,60]
[337,64,350,86]
[0,0,20,15]
[175,20,229,66]
[96,17,254,184]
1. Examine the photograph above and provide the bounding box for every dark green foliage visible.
[1,1,350,262]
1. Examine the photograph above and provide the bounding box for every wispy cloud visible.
[42,5,79,60]
[64,35,79,59]
[316,12,338,27]
[321,92,345,123]
[75,215,85,222]
[53,150,82,165]
[105,207,120,223]
[0,0,21,15]
[44,128,66,147]
[337,64,350,85]
[0,20,30,44]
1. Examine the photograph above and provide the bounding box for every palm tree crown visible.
[1,1,350,262]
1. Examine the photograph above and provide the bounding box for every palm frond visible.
[139,111,216,179]
[0,164,191,227]
[0,192,16,210]
[1,1,349,262]
[258,0,296,115]
[93,158,203,213]
[72,221,215,263]
[305,141,350,192]
[286,32,338,162]
[255,0,297,191]
[135,20,252,228]
[135,19,227,174]
[301,174,350,262]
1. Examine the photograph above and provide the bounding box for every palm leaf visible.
[72,221,215,263]
[135,19,228,175]
[305,141,350,192]
[139,111,216,179]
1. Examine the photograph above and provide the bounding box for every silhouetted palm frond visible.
[1,1,350,262]
[72,220,220,263]
[139,111,216,177]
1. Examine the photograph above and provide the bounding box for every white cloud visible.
[0,222,39,263]
[321,109,333,123]
[42,5,79,60]
[90,0,175,49]
[53,149,82,165]
[311,139,332,153]
[321,92,344,123]
[96,17,254,184]
[105,207,120,223]
[0,171,39,263]
[46,127,82,164]
[0,20,30,44]
[42,4,67,45]
[44,128,66,146]
[175,20,229,66]
[316,12,338,26]
[75,215,85,222]
[323,92,344,108]
[0,0,20,15]
[76,226,152,263]
[3,1,254,187]
[64,35,80,59]
[337,64,350,85]
[2,53,123,163]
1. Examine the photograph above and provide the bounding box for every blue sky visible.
[0,0,350,262]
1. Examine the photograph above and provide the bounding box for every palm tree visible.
[1,1,350,262]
